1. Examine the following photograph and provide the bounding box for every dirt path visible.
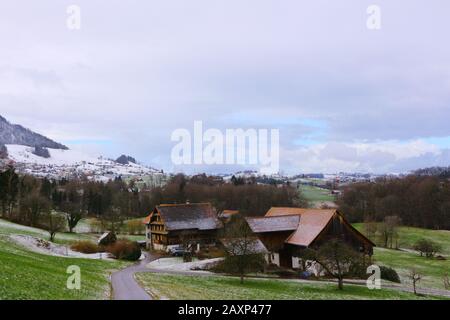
[111,253,159,300]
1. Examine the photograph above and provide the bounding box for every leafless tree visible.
[378,215,401,248]
[408,269,422,295]
[300,239,365,290]
[41,212,66,242]
[220,215,265,284]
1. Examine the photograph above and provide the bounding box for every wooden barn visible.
[143,203,223,250]
[246,208,375,269]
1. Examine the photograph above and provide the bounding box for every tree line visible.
[337,175,450,229]
[0,167,303,237]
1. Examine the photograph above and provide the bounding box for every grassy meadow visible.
[136,273,443,300]
[0,235,129,300]
[298,184,335,207]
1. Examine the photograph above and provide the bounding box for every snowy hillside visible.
[5,144,163,181]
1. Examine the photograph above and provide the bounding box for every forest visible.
[337,175,450,229]
[0,167,302,233]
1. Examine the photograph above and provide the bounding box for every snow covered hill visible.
[5,144,163,182]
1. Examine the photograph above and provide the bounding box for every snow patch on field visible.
[147,257,223,272]
[9,234,114,260]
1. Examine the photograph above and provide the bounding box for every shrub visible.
[380,265,401,283]
[413,238,442,258]
[106,239,141,261]
[71,240,100,254]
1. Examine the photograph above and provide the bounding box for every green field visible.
[0,235,128,300]
[373,247,449,290]
[136,273,440,300]
[299,184,335,206]
[353,223,450,290]
[353,223,450,256]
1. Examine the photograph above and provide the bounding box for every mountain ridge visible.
[0,115,68,150]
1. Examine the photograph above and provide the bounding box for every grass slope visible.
[373,248,449,290]
[0,236,128,300]
[352,224,450,290]
[353,223,450,255]
[136,273,440,300]
[299,185,335,206]
[0,218,96,245]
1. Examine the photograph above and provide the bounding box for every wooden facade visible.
[246,208,375,269]
[143,203,223,250]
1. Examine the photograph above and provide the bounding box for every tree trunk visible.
[338,277,344,290]
[240,274,244,284]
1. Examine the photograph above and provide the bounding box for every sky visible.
[1,0,450,174]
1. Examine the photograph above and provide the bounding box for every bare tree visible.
[61,182,85,233]
[363,216,377,242]
[300,239,365,290]
[21,192,51,227]
[41,212,66,242]
[408,269,422,295]
[179,230,197,262]
[220,215,265,284]
[378,216,401,248]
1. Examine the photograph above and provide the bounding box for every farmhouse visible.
[143,203,223,250]
[245,208,375,268]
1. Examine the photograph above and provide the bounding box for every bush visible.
[380,265,401,283]
[106,239,141,261]
[71,241,100,254]
[413,238,442,258]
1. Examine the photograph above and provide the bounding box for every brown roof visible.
[222,210,239,216]
[246,215,300,233]
[143,203,223,231]
[266,207,309,216]
[285,210,335,246]
[247,207,374,248]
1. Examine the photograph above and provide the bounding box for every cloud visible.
[1,1,450,173]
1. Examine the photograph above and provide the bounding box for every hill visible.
[0,115,67,150]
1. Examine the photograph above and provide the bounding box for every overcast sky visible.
[1,0,450,174]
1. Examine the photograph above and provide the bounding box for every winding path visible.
[111,254,450,300]
[111,253,159,300]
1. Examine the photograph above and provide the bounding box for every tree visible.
[179,230,197,262]
[299,239,365,290]
[362,216,377,241]
[220,215,266,284]
[0,166,19,218]
[378,215,401,248]
[61,183,85,233]
[413,238,442,258]
[41,212,66,242]
[21,192,51,227]
[408,269,422,295]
